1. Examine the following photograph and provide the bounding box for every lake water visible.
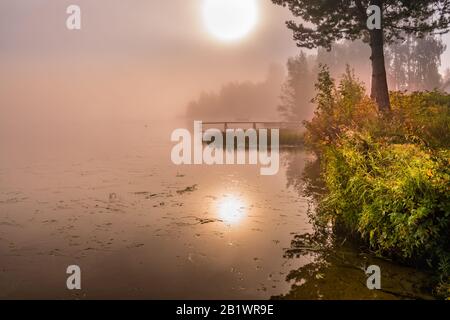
[0,120,435,299]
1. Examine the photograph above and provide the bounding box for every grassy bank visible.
[304,66,450,298]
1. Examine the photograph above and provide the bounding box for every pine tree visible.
[278,52,315,121]
[272,0,450,112]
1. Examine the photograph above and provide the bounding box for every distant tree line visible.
[186,36,447,122]
[185,65,283,120]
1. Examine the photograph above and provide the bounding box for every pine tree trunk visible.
[369,27,391,112]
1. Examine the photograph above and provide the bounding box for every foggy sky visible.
[1,0,449,124]
[0,0,301,122]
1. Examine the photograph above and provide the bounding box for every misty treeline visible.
[185,65,284,121]
[186,35,448,122]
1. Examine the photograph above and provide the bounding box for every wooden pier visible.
[202,121,302,132]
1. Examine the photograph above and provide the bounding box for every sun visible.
[202,0,259,42]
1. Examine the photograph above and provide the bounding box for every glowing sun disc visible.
[202,0,258,41]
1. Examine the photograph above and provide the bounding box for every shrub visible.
[388,91,450,148]
[321,132,450,268]
[304,65,378,154]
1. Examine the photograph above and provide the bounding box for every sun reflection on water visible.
[216,195,246,225]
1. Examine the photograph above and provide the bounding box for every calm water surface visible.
[0,121,435,299]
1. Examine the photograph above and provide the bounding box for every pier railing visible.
[202,121,302,131]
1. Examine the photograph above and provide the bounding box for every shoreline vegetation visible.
[301,65,450,299]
